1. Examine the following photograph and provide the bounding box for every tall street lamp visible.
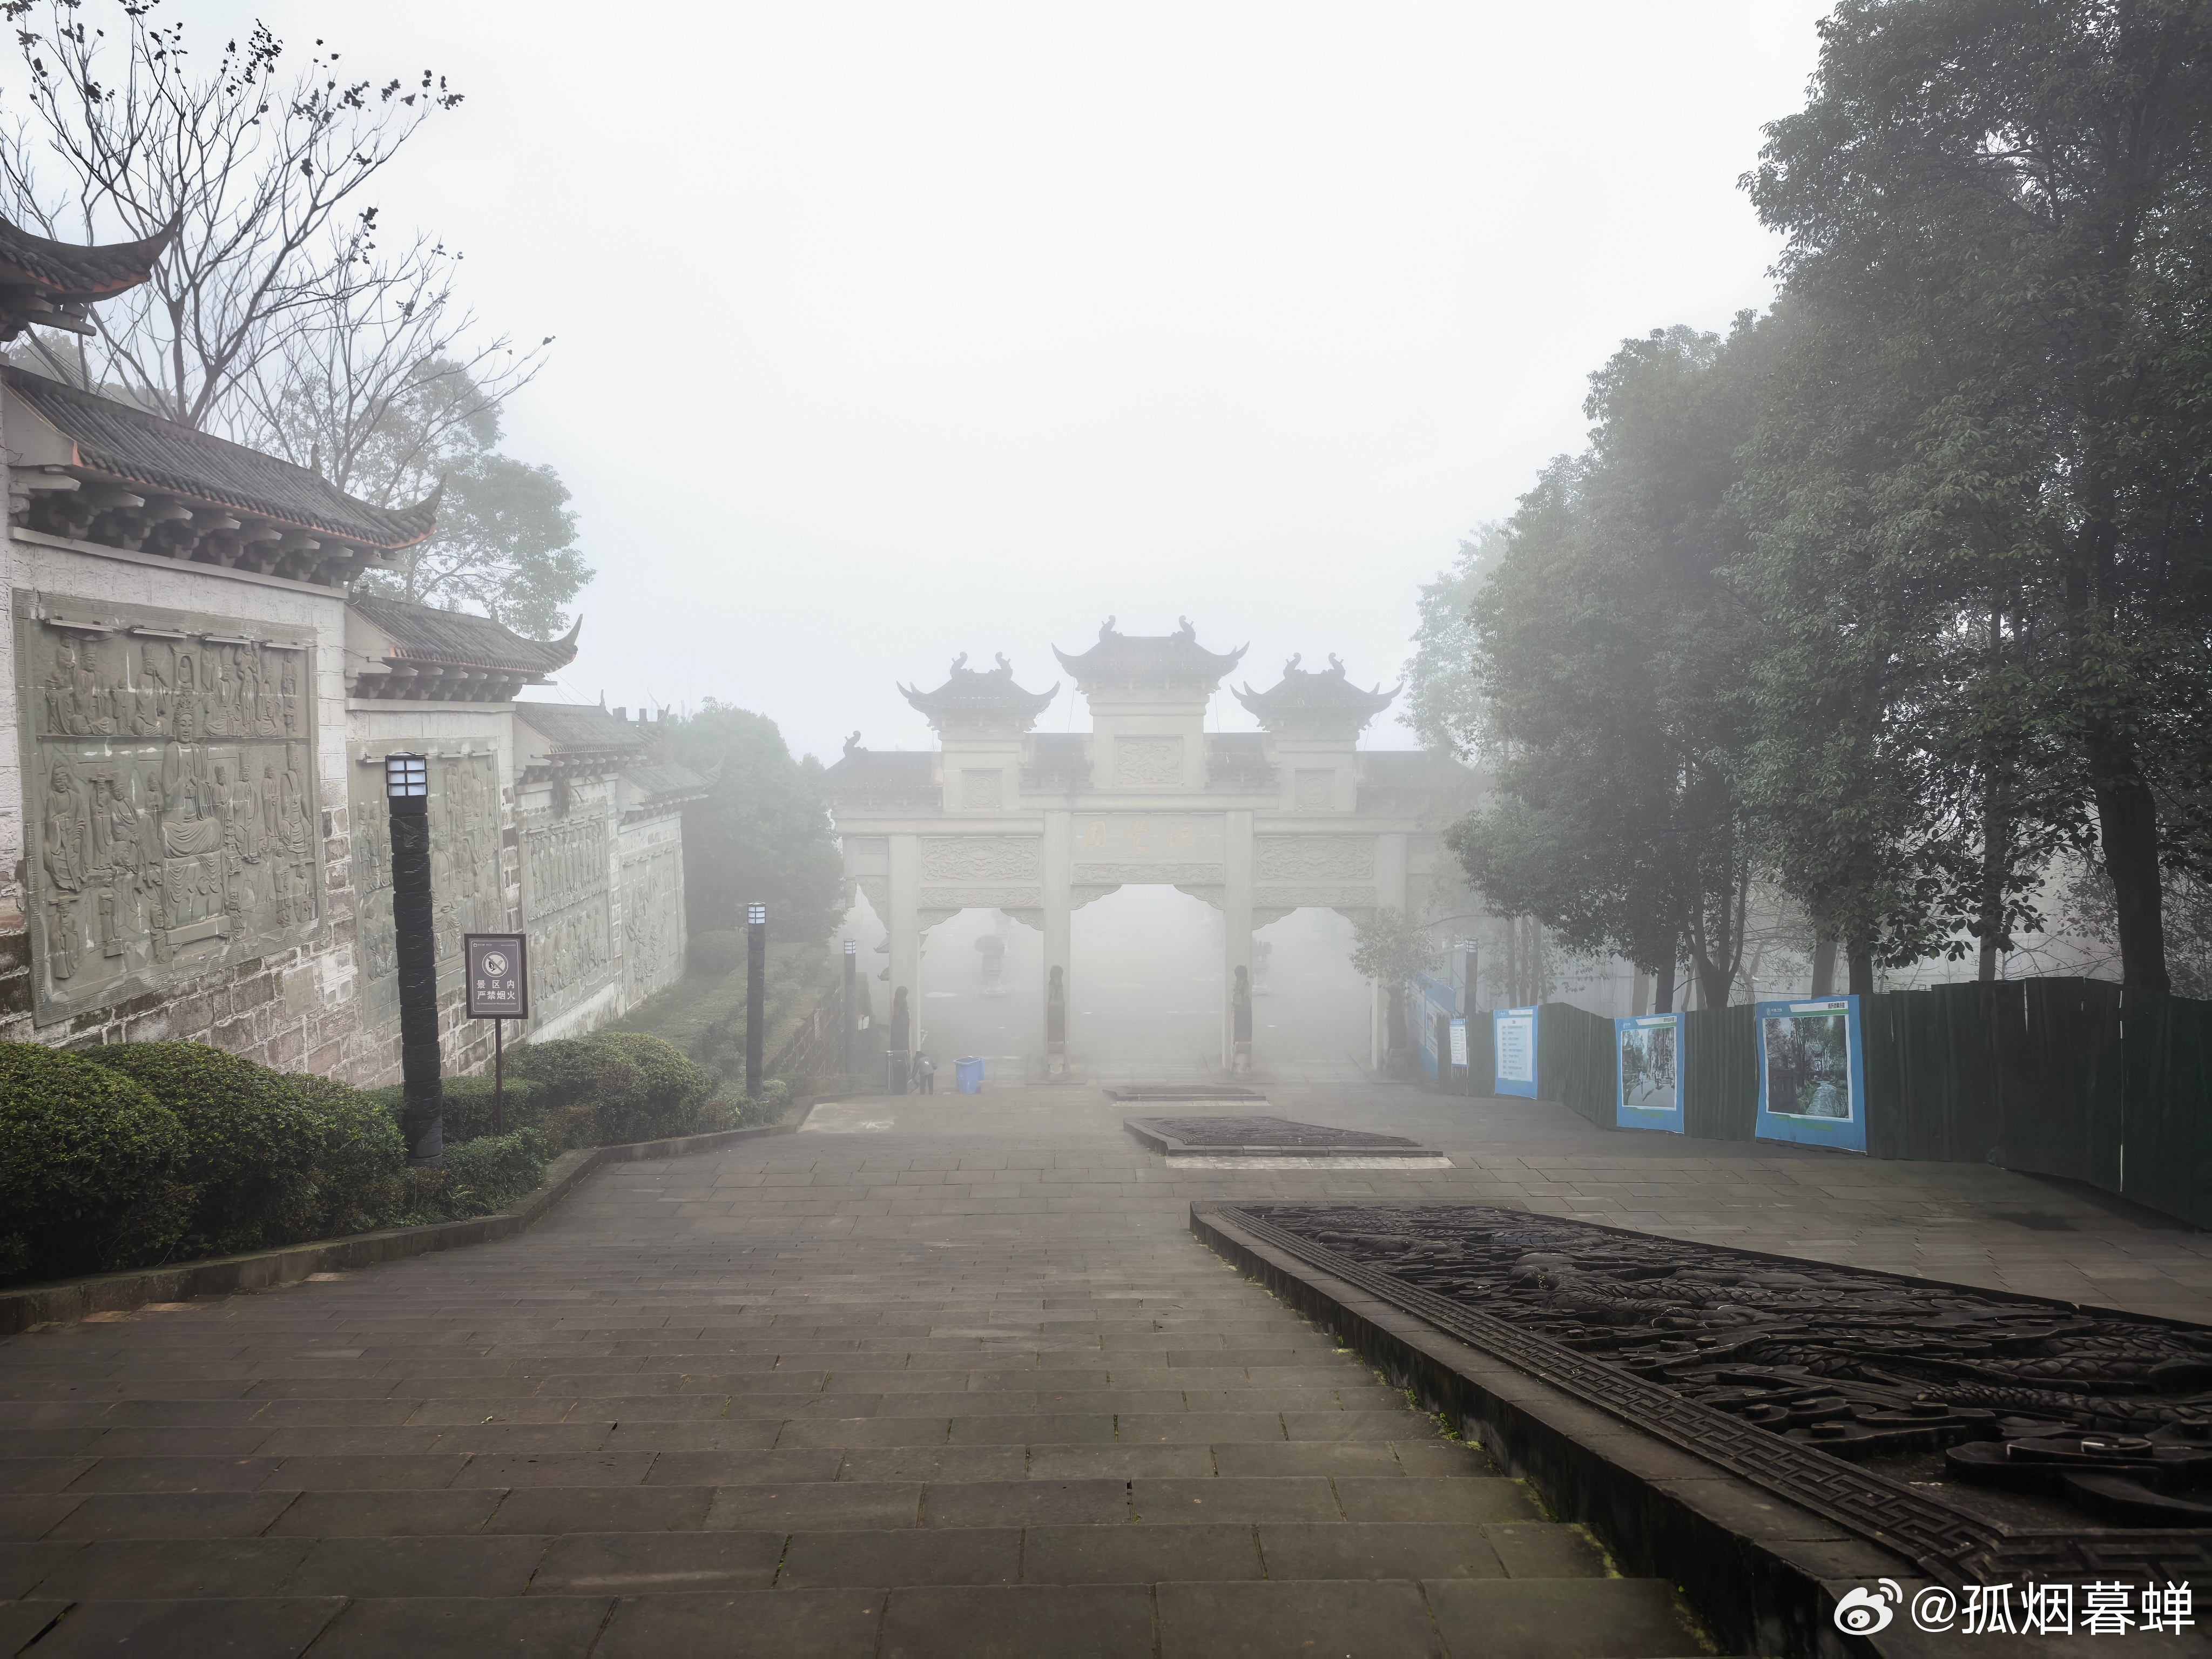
[385,752,444,1167]
[841,939,857,1076]
[745,902,767,1097]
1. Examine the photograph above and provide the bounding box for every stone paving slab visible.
[9,1075,2195,1652]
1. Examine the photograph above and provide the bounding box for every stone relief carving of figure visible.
[171,654,201,741]
[254,651,281,737]
[259,764,279,849]
[43,642,71,736]
[203,649,230,738]
[279,654,301,736]
[132,642,171,736]
[42,763,87,979]
[76,639,114,736]
[281,760,308,852]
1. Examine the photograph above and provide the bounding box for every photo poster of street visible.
[1754,995,1868,1152]
[1614,1013,1683,1133]
[1492,1004,1539,1098]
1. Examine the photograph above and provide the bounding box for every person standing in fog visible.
[911,1050,936,1094]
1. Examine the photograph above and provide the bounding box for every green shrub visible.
[287,1075,408,1238]
[83,1042,318,1256]
[689,929,745,976]
[509,1036,639,1147]
[359,1076,548,1148]
[583,1030,716,1142]
[0,1043,191,1281]
[435,1128,550,1217]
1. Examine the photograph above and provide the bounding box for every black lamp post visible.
[385,752,444,1168]
[1461,939,1479,1015]
[841,939,857,1076]
[745,902,767,1097]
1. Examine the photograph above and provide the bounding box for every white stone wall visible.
[619,806,687,1007]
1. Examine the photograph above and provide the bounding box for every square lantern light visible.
[747,903,768,926]
[843,939,857,956]
[385,753,428,799]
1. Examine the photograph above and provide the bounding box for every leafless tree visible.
[0,0,541,475]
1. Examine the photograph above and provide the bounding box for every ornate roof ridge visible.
[899,652,1058,726]
[1051,616,1247,687]
[1233,652,1400,726]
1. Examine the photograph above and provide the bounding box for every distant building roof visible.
[899,654,1058,729]
[622,761,711,813]
[515,702,650,759]
[4,364,437,556]
[350,595,580,675]
[1233,655,1399,732]
[1052,618,1246,690]
[823,746,935,790]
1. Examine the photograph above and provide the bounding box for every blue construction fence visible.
[1435,977,2211,1230]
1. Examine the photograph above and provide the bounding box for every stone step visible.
[0,1580,1711,1658]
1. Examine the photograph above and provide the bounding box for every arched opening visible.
[1069,883,1220,1078]
[911,906,1042,1082]
[1253,906,1372,1063]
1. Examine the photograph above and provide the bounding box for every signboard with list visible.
[464,933,529,1020]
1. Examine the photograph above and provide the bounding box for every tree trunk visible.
[1977,773,2007,984]
[2092,763,2170,992]
[1809,938,1837,997]
[1651,955,1676,1015]
[1847,944,1873,997]
[1694,952,1733,1011]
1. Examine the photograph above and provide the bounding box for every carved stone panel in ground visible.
[15,595,321,1023]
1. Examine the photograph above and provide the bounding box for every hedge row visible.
[0,1026,728,1289]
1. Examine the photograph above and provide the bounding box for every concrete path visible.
[2,1079,2206,1656]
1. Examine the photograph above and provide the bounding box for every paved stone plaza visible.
[2,1078,2207,1655]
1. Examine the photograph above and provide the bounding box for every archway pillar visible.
[1042,810,1072,1078]
[887,833,921,1088]
[1223,809,1254,1073]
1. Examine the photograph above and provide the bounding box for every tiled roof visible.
[1234,657,1399,728]
[900,656,1057,726]
[0,213,173,299]
[350,595,580,673]
[1053,619,1246,688]
[623,763,710,805]
[823,749,935,790]
[3,366,437,549]
[514,702,650,756]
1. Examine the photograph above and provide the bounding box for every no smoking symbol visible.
[482,952,508,977]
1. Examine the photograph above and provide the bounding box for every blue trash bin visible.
[953,1056,986,1094]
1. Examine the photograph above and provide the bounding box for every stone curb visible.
[0,1121,797,1336]
[1190,1201,1917,1659]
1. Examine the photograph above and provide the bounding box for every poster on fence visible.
[1449,1017,1467,1069]
[1615,1013,1684,1133]
[1754,996,1867,1153]
[1493,1006,1539,1098]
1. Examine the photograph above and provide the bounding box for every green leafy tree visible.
[1350,906,1439,1057]
[1402,524,1509,755]
[651,703,844,945]
[1746,0,2212,990]
[1447,322,1770,1010]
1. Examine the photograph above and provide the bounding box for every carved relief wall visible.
[1114,735,1182,786]
[522,810,613,1022]
[921,837,1039,881]
[1256,835,1375,880]
[622,840,684,1002]
[350,744,505,1031]
[15,596,322,1022]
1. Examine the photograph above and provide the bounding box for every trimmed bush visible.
[359,1076,548,1148]
[689,929,745,976]
[83,1042,319,1256]
[582,1030,716,1142]
[288,1075,409,1239]
[0,1044,191,1282]
[508,1036,640,1148]
[435,1128,551,1218]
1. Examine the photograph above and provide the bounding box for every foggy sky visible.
[32,2,1830,761]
